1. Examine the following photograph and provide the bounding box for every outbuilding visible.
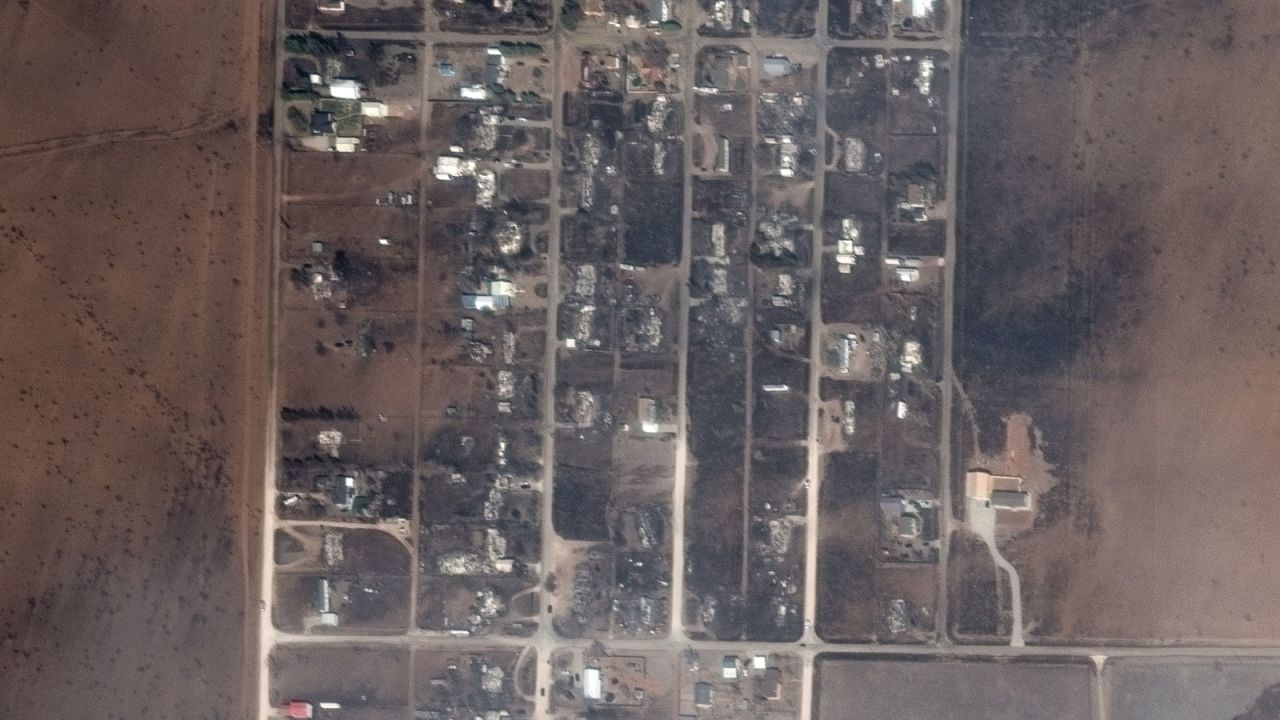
[762,55,794,77]
[694,682,713,707]
[583,667,603,701]
[327,78,361,100]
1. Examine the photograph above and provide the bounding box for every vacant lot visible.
[816,655,1093,720]
[814,451,878,642]
[0,0,268,717]
[958,0,1280,642]
[270,645,410,719]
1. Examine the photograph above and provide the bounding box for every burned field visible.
[822,49,948,320]
[685,47,752,642]
[550,39,685,640]
[829,0,889,39]
[743,445,808,641]
[815,450,937,643]
[684,291,750,640]
[956,0,1280,643]
[820,48,950,261]
[815,655,1094,720]
[282,205,421,312]
[416,47,556,635]
[684,45,811,643]
[946,529,1008,641]
[433,0,551,33]
[418,411,545,636]
[752,0,817,38]
[810,47,946,644]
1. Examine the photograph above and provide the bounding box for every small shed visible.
[327,78,361,99]
[694,682,713,707]
[583,667,603,701]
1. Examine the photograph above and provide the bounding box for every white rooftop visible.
[327,78,361,99]
[583,668,603,701]
[360,101,388,117]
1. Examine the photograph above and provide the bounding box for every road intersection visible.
[253,2,1044,718]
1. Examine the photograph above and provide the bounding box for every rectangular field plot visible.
[816,656,1093,720]
[1106,658,1280,720]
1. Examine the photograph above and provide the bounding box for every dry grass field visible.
[0,0,269,717]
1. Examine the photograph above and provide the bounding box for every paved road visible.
[316,26,953,52]
[272,626,1280,660]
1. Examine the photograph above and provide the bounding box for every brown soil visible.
[0,0,268,716]
[960,0,1280,642]
[270,645,410,713]
[815,656,1093,720]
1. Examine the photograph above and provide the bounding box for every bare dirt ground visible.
[1105,657,1280,720]
[959,0,1280,642]
[270,645,410,716]
[815,655,1094,720]
[0,0,268,717]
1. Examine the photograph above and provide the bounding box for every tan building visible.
[964,470,1034,532]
